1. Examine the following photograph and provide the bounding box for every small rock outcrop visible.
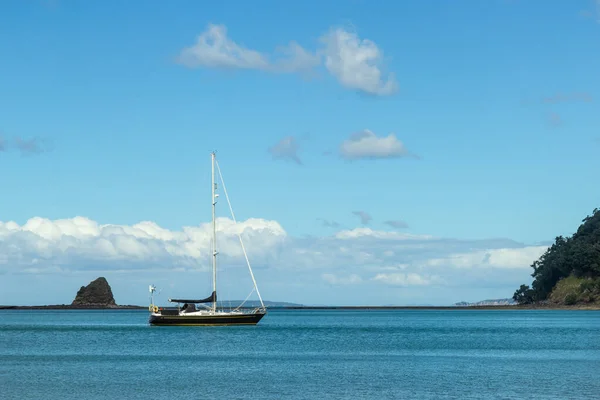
[71,277,117,306]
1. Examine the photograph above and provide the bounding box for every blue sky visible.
[1,0,599,306]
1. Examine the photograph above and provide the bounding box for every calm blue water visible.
[1,309,599,399]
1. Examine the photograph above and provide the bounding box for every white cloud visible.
[322,273,362,285]
[177,24,319,74]
[273,42,322,74]
[334,227,431,240]
[177,24,270,70]
[372,272,438,287]
[0,216,286,271]
[0,216,548,305]
[178,24,397,96]
[340,130,414,160]
[319,28,397,95]
[425,246,548,270]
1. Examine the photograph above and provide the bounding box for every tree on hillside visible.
[514,208,600,304]
[512,284,534,304]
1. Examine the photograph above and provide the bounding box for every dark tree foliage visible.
[512,284,535,304]
[514,208,600,304]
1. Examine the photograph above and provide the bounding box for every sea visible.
[1,309,599,399]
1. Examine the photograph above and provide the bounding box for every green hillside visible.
[513,208,600,306]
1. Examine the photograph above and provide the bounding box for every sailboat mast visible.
[211,151,217,313]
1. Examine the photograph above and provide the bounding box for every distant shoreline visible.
[0,305,146,310]
[276,304,600,310]
[1,304,599,310]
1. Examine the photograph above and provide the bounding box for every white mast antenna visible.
[211,151,218,313]
[215,159,265,310]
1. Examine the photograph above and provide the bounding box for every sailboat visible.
[148,151,267,326]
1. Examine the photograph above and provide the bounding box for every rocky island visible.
[0,277,143,310]
[72,277,117,307]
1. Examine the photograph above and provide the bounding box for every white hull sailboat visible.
[148,152,266,326]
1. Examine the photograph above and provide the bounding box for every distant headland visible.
[512,207,600,308]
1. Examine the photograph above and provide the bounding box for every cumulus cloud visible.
[0,216,549,305]
[340,130,415,160]
[424,246,548,270]
[178,24,397,96]
[178,24,269,70]
[319,28,397,95]
[322,273,362,285]
[372,272,438,287]
[352,211,372,225]
[268,136,302,165]
[0,216,287,273]
[177,24,320,73]
[273,42,322,74]
[334,227,430,240]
